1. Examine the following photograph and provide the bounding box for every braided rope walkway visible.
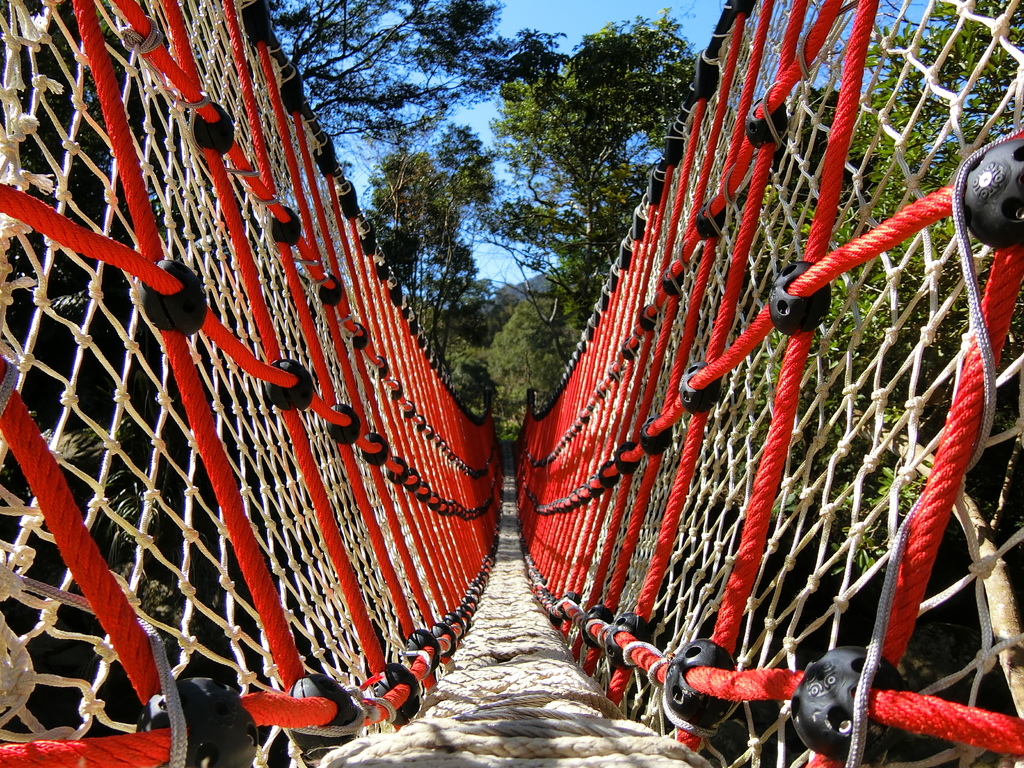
[320,444,709,768]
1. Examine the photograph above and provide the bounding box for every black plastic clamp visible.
[963,138,1024,248]
[265,360,314,411]
[661,639,736,732]
[191,102,235,155]
[680,362,722,414]
[371,663,421,726]
[360,433,389,466]
[581,604,614,649]
[640,415,673,455]
[137,678,257,768]
[598,459,620,489]
[614,442,641,475]
[271,206,302,246]
[349,322,369,350]
[318,275,343,306]
[337,178,360,219]
[286,674,362,763]
[695,202,726,239]
[604,613,651,669]
[407,628,443,674]
[326,403,360,444]
[791,646,904,761]
[745,99,788,147]
[639,303,659,332]
[769,261,831,335]
[140,260,208,336]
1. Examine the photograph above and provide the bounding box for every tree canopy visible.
[490,15,695,326]
[271,0,563,137]
[369,124,495,364]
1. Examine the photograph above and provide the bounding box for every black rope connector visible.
[360,433,389,466]
[337,178,360,219]
[695,202,726,239]
[265,360,314,411]
[558,591,582,622]
[664,115,686,166]
[326,403,360,444]
[963,138,1024,248]
[640,415,673,455]
[384,378,403,401]
[639,303,659,332]
[605,612,651,669]
[278,61,306,114]
[374,356,389,377]
[661,268,682,297]
[608,265,620,294]
[632,203,649,242]
[769,261,831,335]
[271,206,302,246]
[692,51,721,101]
[386,457,410,484]
[648,157,670,207]
[286,674,361,762]
[349,322,369,350]
[662,639,736,732]
[621,335,641,362]
[241,0,276,46]
[407,629,443,674]
[619,236,634,270]
[581,604,614,649]
[313,135,341,177]
[372,663,421,726]
[598,459,620,488]
[318,275,342,306]
[614,442,641,475]
[137,678,257,768]
[191,102,235,155]
[445,611,467,636]
[140,260,208,336]
[388,282,403,307]
[791,647,904,761]
[745,99,788,148]
[357,217,376,254]
[680,362,722,414]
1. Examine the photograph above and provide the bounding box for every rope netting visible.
[516,0,1024,764]
[2,0,1024,764]
[0,0,501,763]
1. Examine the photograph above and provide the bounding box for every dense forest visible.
[269,0,695,435]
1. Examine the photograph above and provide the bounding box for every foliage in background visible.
[490,15,694,326]
[271,0,564,137]
[369,124,495,365]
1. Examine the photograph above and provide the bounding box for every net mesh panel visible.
[0,0,500,757]
[2,0,1024,764]
[517,0,1024,764]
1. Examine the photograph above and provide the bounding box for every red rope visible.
[0,380,159,699]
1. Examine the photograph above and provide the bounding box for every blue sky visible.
[463,0,729,283]
[349,1,730,284]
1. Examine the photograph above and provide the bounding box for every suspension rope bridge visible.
[0,0,1023,765]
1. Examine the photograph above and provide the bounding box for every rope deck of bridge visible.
[319,444,709,768]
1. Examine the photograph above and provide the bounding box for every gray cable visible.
[19,576,187,768]
[846,136,1006,768]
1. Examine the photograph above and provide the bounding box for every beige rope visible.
[320,446,711,767]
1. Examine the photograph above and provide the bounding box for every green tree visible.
[269,0,564,137]
[488,297,575,435]
[491,14,695,326]
[370,124,495,364]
